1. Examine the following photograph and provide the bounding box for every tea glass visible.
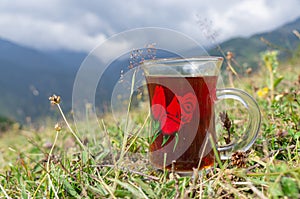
[141,56,261,173]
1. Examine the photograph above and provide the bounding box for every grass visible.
[0,54,300,198]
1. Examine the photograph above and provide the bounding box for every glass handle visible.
[216,88,261,160]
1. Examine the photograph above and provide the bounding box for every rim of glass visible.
[141,56,224,67]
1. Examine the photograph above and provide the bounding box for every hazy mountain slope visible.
[0,17,300,122]
[0,39,86,121]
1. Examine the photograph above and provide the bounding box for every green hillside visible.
[210,17,300,72]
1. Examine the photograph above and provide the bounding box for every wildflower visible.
[256,87,269,98]
[54,123,62,132]
[49,94,61,105]
[275,94,284,101]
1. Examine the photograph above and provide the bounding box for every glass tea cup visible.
[141,56,261,173]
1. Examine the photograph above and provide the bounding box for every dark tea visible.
[142,56,260,173]
[146,75,218,172]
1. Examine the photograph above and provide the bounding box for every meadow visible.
[0,50,299,198]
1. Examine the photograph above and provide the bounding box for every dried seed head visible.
[231,151,247,168]
[246,67,252,75]
[219,111,231,130]
[49,94,61,105]
[219,111,232,144]
[226,51,233,60]
[54,123,62,132]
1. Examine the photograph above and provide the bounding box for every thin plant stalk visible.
[112,69,137,191]
[0,183,11,199]
[123,113,150,155]
[266,60,274,100]
[209,134,223,170]
[120,69,137,160]
[99,119,119,191]
[46,131,60,199]
[56,104,85,150]
[33,174,48,198]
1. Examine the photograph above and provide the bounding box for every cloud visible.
[208,0,300,40]
[0,13,107,52]
[0,0,299,52]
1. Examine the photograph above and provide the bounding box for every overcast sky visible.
[0,0,300,52]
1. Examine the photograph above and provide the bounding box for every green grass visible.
[0,56,300,198]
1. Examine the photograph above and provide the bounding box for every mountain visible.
[0,39,87,122]
[0,17,300,123]
[209,17,300,71]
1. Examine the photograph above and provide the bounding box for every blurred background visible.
[0,0,300,129]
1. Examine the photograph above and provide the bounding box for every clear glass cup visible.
[141,56,261,173]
